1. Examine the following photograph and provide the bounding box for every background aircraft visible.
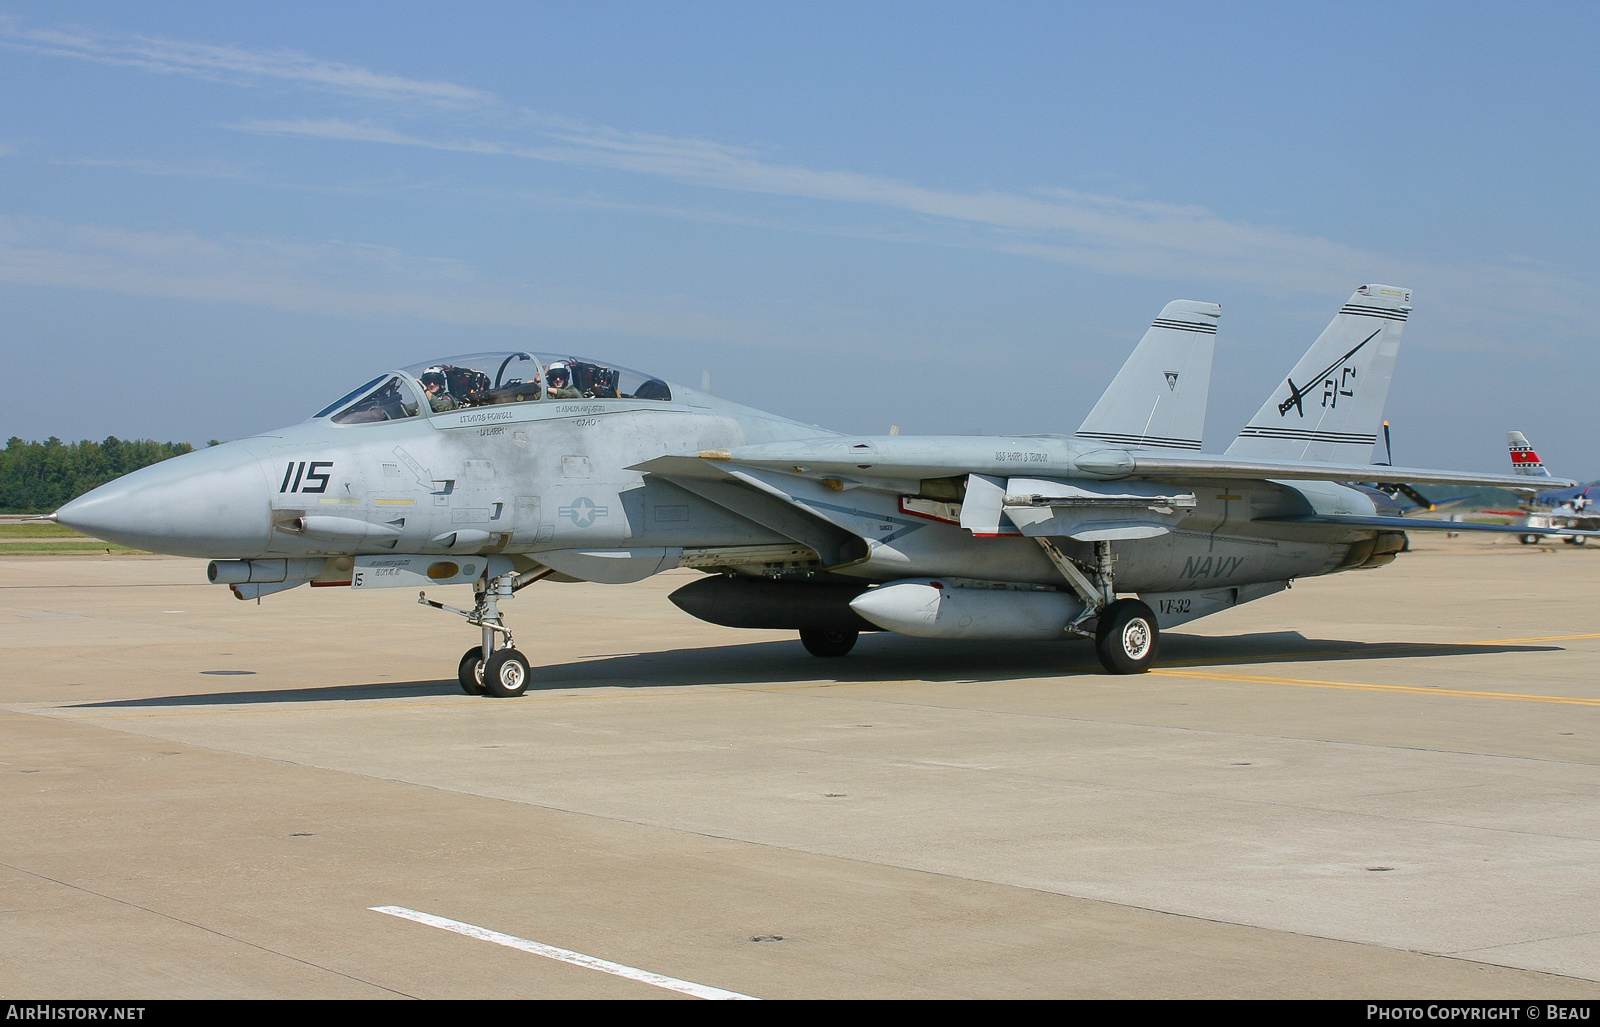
[1495,431,1599,544]
[54,286,1574,696]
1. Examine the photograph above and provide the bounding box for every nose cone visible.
[55,443,274,558]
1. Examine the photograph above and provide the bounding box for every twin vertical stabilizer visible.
[1075,300,1220,452]
[1227,285,1412,463]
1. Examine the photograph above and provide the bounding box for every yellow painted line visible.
[1149,669,1600,706]
[1150,630,1600,706]
[1473,633,1600,645]
[374,498,416,506]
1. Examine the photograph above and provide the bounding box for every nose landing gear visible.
[421,566,549,698]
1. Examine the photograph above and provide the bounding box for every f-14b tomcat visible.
[55,285,1581,696]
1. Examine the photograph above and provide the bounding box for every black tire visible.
[1568,535,1588,546]
[1094,599,1159,674]
[1520,534,1541,545]
[482,648,531,697]
[458,647,488,695]
[800,628,859,658]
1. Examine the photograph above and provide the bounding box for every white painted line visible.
[370,905,759,1000]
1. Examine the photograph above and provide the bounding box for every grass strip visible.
[0,524,86,538]
[0,540,148,554]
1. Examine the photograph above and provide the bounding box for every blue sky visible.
[2,2,1596,476]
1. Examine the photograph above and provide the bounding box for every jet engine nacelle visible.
[849,578,1083,640]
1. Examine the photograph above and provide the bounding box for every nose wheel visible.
[457,642,529,697]
[458,647,488,696]
[482,649,531,697]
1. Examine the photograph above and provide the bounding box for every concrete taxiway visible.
[2,535,1599,999]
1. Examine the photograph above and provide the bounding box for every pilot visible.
[420,369,458,412]
[545,362,582,400]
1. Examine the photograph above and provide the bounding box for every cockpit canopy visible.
[314,352,673,424]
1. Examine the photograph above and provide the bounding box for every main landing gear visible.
[1036,537,1159,674]
[421,566,550,698]
[800,628,859,657]
[1093,598,1159,674]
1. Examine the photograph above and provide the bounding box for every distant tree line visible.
[1,437,195,513]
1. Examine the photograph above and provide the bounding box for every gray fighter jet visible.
[55,285,1575,696]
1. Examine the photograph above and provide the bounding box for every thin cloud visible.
[15,21,1599,346]
[236,116,1600,330]
[235,118,506,154]
[240,115,1375,286]
[50,156,249,179]
[0,21,493,106]
[0,215,789,346]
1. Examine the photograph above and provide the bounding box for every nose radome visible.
[55,442,274,558]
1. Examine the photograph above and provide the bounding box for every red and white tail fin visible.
[1507,431,1551,477]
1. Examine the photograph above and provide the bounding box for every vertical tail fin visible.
[1507,431,1552,477]
[1074,300,1219,451]
[1226,285,1411,463]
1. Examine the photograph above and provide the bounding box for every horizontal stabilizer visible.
[1116,452,1573,492]
[1261,513,1600,537]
